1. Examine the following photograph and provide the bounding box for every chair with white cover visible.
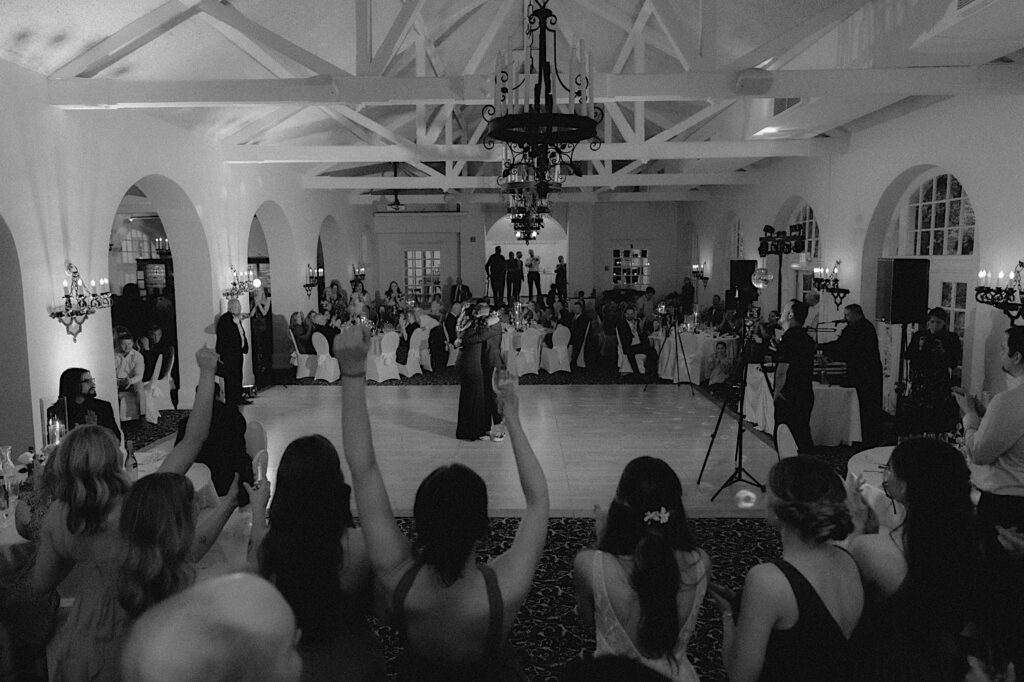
[288,329,317,380]
[775,424,799,459]
[444,323,460,367]
[419,329,434,372]
[576,320,591,368]
[617,339,646,375]
[367,332,402,383]
[399,328,426,377]
[516,327,542,376]
[142,349,176,424]
[540,325,571,373]
[312,332,340,383]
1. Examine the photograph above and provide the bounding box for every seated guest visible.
[119,471,241,620]
[396,309,419,366]
[333,327,548,680]
[32,348,219,681]
[429,293,444,319]
[616,306,659,379]
[700,295,725,327]
[847,438,980,680]
[350,280,370,315]
[709,457,863,681]
[703,341,734,392]
[289,312,315,354]
[569,300,590,369]
[121,573,303,682]
[717,310,743,336]
[574,457,709,681]
[552,299,571,328]
[384,281,405,325]
[247,436,385,681]
[50,367,122,443]
[175,384,257,506]
[311,313,340,349]
[115,332,146,419]
[140,324,175,382]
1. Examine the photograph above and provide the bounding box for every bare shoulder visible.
[744,562,789,595]
[573,549,597,579]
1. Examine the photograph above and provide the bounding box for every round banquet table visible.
[742,367,863,446]
[651,329,739,384]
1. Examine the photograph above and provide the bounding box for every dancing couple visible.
[455,301,507,442]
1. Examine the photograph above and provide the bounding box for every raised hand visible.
[84,410,98,425]
[196,345,220,374]
[243,455,271,514]
[334,324,372,376]
[492,368,519,416]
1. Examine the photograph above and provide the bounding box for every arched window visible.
[790,203,820,260]
[907,173,975,257]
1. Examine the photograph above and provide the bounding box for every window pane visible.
[934,174,948,201]
[962,227,975,255]
[950,176,962,198]
[932,229,944,254]
[962,199,975,225]
[941,282,952,308]
[945,228,959,255]
[956,283,968,309]
[935,201,946,228]
[948,200,961,226]
[921,204,933,229]
[918,231,930,255]
[922,179,934,203]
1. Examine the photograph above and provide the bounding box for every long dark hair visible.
[413,464,488,586]
[598,457,699,661]
[889,438,979,631]
[56,367,89,401]
[118,473,196,619]
[259,435,353,644]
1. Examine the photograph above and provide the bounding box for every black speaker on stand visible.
[876,258,930,431]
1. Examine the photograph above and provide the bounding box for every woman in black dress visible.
[904,307,962,435]
[455,302,505,441]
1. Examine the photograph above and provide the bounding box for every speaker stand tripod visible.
[697,360,765,501]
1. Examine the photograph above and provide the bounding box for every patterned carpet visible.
[123,410,189,450]
[371,516,781,682]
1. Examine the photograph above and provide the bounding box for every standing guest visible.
[821,304,884,445]
[396,309,420,367]
[333,325,548,680]
[444,302,462,353]
[546,283,562,310]
[485,247,507,307]
[50,367,122,443]
[517,252,528,302]
[120,574,303,682]
[450,277,472,305]
[679,279,695,320]
[616,306,659,379]
[115,332,146,420]
[111,283,151,340]
[569,300,590,370]
[555,255,567,301]
[216,298,250,406]
[637,287,656,323]
[574,457,709,681]
[140,324,174,382]
[905,307,962,435]
[32,347,219,681]
[847,439,980,680]
[505,253,518,305]
[709,457,863,681]
[250,287,273,389]
[247,436,385,681]
[289,312,315,355]
[456,303,505,442]
[525,249,541,302]
[774,299,816,454]
[429,293,444,319]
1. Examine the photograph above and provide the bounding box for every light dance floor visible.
[240,383,777,518]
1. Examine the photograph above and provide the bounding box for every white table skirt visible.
[651,330,739,384]
[743,368,863,446]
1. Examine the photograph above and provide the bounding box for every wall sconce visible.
[812,260,850,309]
[977,262,1023,324]
[691,262,709,287]
[48,262,111,343]
[351,263,367,282]
[303,264,324,298]
[222,265,260,300]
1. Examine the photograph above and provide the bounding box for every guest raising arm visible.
[334,324,549,680]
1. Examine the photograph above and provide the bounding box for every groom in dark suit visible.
[216,298,250,406]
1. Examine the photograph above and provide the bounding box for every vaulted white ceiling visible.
[3,0,1023,202]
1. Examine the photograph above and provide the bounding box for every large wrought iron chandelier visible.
[483,0,602,244]
[48,262,111,342]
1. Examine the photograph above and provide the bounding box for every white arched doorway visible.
[485,214,567,301]
[0,211,34,450]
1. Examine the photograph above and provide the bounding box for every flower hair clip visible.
[643,507,671,525]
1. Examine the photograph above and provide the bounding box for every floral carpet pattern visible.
[370,517,781,681]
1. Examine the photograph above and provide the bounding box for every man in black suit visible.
[615,305,658,379]
[50,367,122,443]
[774,299,816,454]
[443,301,462,351]
[485,246,507,306]
[450,277,472,305]
[216,298,250,406]
[569,300,590,369]
[820,303,884,445]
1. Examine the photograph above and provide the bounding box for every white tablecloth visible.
[651,329,740,384]
[743,368,863,446]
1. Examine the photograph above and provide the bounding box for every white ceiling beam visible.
[568,0,679,64]
[611,1,652,75]
[614,100,734,175]
[230,139,840,164]
[51,0,205,78]
[647,0,699,70]
[198,0,352,77]
[355,0,371,75]
[220,105,307,144]
[306,172,753,190]
[603,102,636,143]
[348,190,710,204]
[369,0,425,76]
[462,0,514,75]
[52,64,1024,109]
[324,106,444,177]
[729,0,873,71]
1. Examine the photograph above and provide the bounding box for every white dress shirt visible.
[964,378,1024,496]
[115,348,145,388]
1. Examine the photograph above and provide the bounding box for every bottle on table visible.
[125,439,139,482]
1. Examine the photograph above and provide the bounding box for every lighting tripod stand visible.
[696,322,767,501]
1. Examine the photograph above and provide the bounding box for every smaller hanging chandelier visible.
[48,262,111,343]
[483,0,602,239]
[813,260,850,309]
[222,265,260,300]
[976,261,1024,325]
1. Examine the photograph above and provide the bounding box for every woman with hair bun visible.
[848,438,981,680]
[573,456,708,681]
[709,456,863,681]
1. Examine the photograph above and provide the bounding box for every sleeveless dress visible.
[392,563,526,682]
[759,558,857,682]
[592,551,706,682]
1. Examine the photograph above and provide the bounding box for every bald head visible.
[227,298,242,316]
[122,574,302,682]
